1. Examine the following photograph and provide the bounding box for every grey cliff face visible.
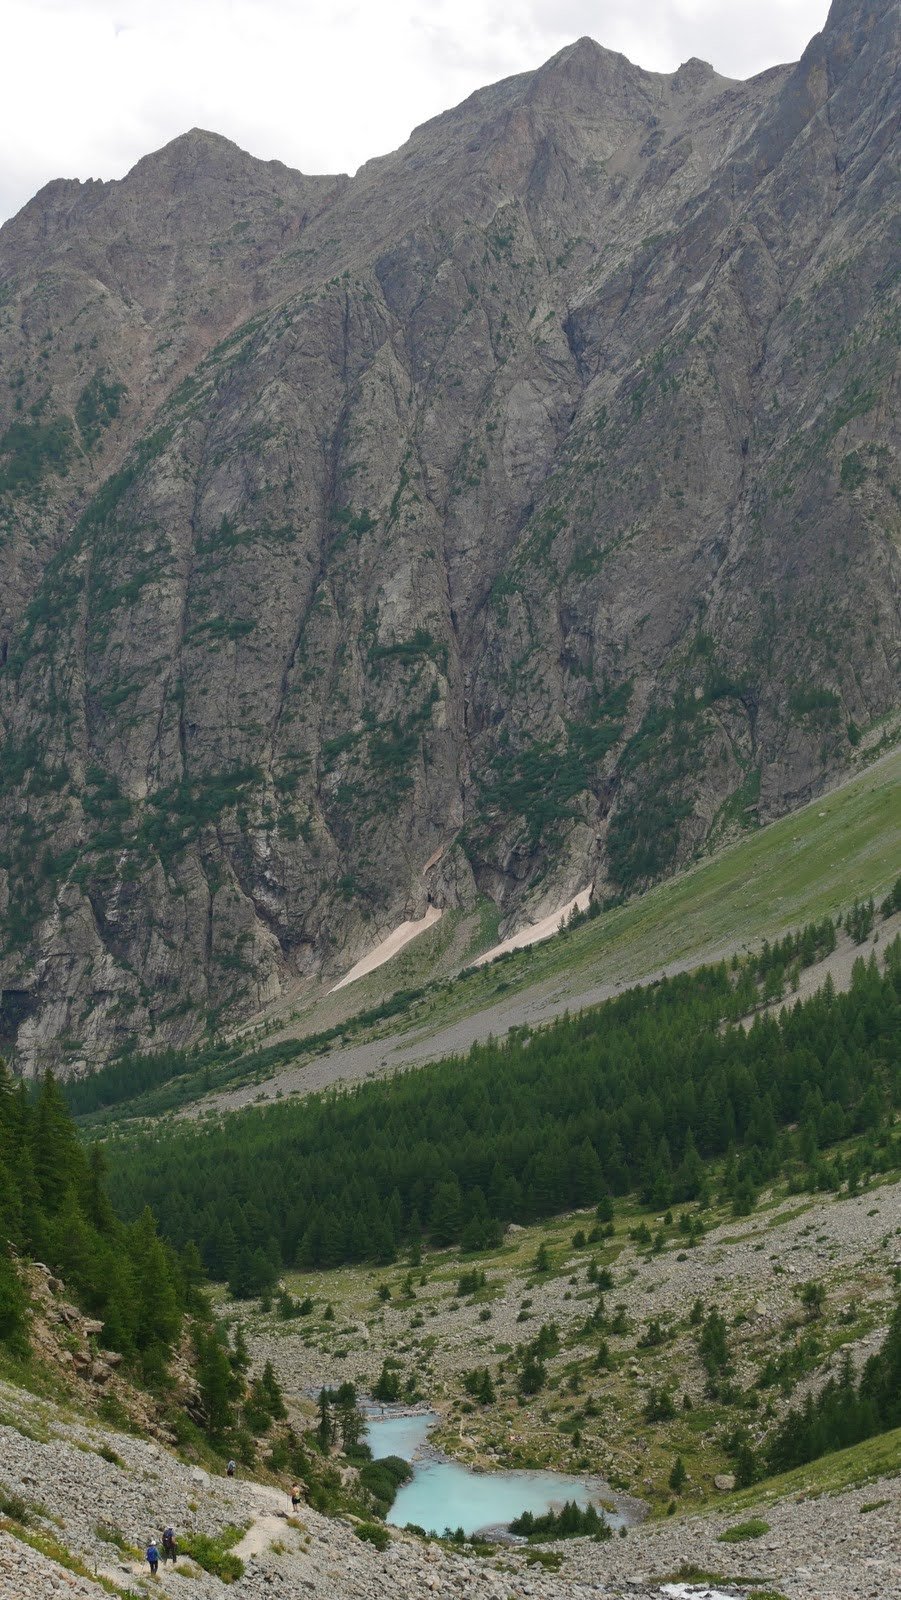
[0,0,898,1073]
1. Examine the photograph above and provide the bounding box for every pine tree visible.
[262,1360,286,1420]
[373,1360,401,1403]
[675,1129,704,1201]
[317,1386,335,1450]
[128,1207,182,1378]
[196,1328,237,1436]
[650,1136,674,1209]
[429,1179,463,1246]
[0,1248,28,1356]
[533,1241,551,1274]
[231,1323,251,1372]
[572,1138,603,1206]
[335,1381,365,1451]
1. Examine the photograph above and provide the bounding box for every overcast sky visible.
[1,0,831,225]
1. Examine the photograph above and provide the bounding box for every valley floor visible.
[0,1368,898,1600]
[3,1091,900,1600]
[121,1168,898,1600]
[232,1176,901,1493]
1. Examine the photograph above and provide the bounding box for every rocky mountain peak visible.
[530,33,640,86]
[671,56,721,93]
[0,8,897,1075]
[525,33,664,125]
[123,125,340,200]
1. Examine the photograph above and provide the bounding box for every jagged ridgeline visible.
[0,0,898,1072]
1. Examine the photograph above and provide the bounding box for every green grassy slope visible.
[264,745,901,1049]
[527,745,901,985]
[722,1424,901,1510]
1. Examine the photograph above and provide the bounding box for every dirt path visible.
[232,1508,289,1559]
[108,1485,290,1582]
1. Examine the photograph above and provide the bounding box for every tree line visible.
[103,940,901,1287]
[0,1063,295,1466]
[762,1294,901,1475]
[63,980,431,1122]
[66,896,876,1126]
[0,1065,189,1380]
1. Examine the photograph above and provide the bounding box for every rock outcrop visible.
[0,0,898,1071]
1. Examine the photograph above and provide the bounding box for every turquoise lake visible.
[365,1412,628,1538]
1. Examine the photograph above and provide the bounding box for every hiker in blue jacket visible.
[146,1539,160,1575]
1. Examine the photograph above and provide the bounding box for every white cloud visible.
[0,0,830,225]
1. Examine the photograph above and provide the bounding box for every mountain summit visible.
[0,1,897,1073]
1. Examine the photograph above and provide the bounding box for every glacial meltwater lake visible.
[364,1411,630,1538]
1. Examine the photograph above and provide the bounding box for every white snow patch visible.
[329,905,443,993]
[660,1586,741,1600]
[473,888,591,968]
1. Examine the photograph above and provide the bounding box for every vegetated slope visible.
[0,1066,299,1476]
[0,0,898,1075]
[207,743,901,1113]
[236,1161,901,1494]
[103,933,901,1280]
[62,745,901,1124]
[0,1066,186,1382]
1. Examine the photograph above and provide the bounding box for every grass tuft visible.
[719,1517,770,1542]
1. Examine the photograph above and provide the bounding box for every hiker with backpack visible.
[162,1526,177,1563]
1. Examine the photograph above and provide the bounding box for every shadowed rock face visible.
[0,0,898,1074]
